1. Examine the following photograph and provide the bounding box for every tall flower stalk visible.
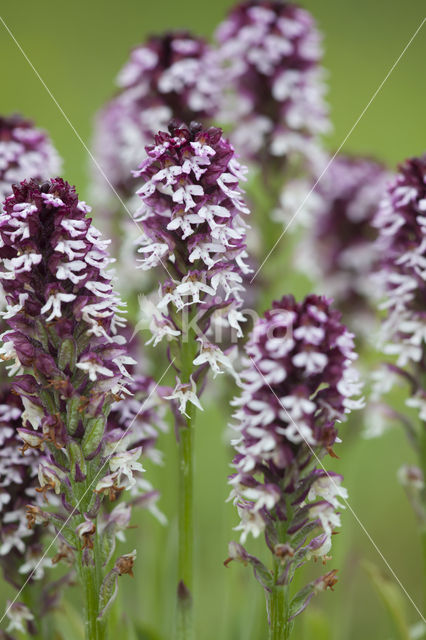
[133,122,250,638]
[368,155,426,603]
[227,294,363,639]
[0,178,157,639]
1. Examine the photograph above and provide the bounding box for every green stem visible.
[82,562,99,640]
[176,413,194,640]
[175,321,198,640]
[420,420,426,611]
[72,476,107,640]
[268,560,291,640]
[422,527,426,614]
[80,535,106,640]
[269,587,289,640]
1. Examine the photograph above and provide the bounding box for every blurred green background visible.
[1,1,425,638]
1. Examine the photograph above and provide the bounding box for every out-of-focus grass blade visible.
[54,600,85,640]
[363,561,411,640]
[135,624,164,640]
[301,607,333,640]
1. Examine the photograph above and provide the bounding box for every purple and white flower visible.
[216,1,329,167]
[0,178,165,626]
[133,122,251,401]
[0,388,46,581]
[374,155,426,383]
[295,154,391,335]
[368,156,425,526]
[227,294,363,626]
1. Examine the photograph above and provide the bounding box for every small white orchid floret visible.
[76,357,114,382]
[165,376,203,418]
[40,292,76,321]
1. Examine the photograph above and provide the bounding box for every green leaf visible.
[81,416,105,457]
[66,396,81,435]
[54,447,69,470]
[245,556,274,592]
[288,583,316,620]
[76,329,91,354]
[68,440,87,480]
[100,522,117,566]
[226,542,274,591]
[58,338,77,371]
[34,318,50,351]
[40,389,57,415]
[168,340,181,369]
[98,570,118,620]
[47,325,60,350]
[363,561,411,640]
[57,524,77,547]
